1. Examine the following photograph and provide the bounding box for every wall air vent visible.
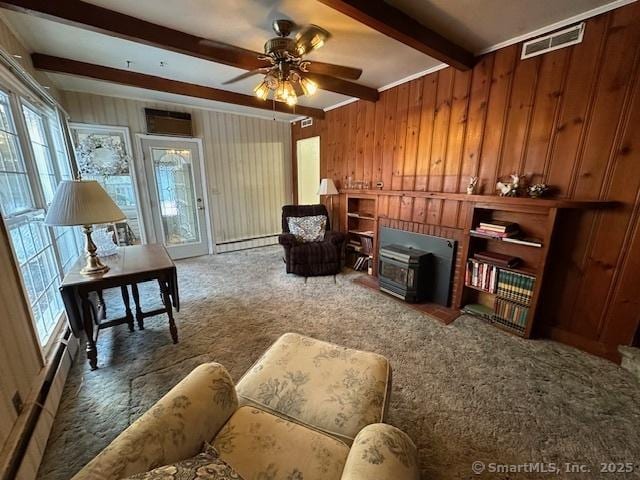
[521,22,585,59]
[301,117,313,128]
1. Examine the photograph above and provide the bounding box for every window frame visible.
[0,87,81,356]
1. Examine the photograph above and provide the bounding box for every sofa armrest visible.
[71,363,238,480]
[278,233,298,247]
[341,424,419,480]
[325,230,347,245]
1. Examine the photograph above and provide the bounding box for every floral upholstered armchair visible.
[71,362,419,480]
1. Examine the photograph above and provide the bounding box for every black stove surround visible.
[377,227,457,306]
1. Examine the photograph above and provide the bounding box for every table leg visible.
[79,291,98,370]
[131,283,144,330]
[96,289,106,319]
[158,279,178,344]
[121,285,134,332]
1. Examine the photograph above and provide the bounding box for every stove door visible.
[379,256,415,289]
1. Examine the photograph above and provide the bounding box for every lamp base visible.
[80,259,110,275]
[80,224,110,276]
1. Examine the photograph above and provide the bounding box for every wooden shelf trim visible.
[339,189,617,209]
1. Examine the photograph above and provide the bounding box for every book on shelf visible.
[471,228,518,238]
[494,297,528,332]
[347,212,374,219]
[350,230,375,237]
[496,270,535,304]
[462,303,494,321]
[360,235,373,254]
[478,220,519,233]
[473,251,521,268]
[353,255,371,271]
[466,259,498,293]
[502,237,543,248]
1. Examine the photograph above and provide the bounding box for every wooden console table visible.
[60,244,179,369]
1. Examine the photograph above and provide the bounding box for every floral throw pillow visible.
[123,443,243,480]
[287,215,327,242]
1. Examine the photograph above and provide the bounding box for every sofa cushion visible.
[213,406,349,480]
[123,443,244,479]
[287,215,327,242]
[236,333,391,444]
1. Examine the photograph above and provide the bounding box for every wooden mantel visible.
[339,189,618,209]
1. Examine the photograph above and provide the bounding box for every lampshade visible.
[317,178,338,196]
[44,180,126,226]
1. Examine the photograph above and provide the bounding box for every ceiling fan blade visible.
[306,62,363,80]
[222,70,264,85]
[295,24,331,55]
[198,38,268,70]
[306,73,379,102]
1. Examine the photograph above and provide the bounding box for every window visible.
[0,90,82,348]
[0,94,33,215]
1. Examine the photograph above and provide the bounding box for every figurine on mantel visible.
[466,176,478,195]
[528,183,549,198]
[496,174,524,197]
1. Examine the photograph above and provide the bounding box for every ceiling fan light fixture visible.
[275,82,288,101]
[300,77,318,96]
[254,81,269,100]
[286,94,297,106]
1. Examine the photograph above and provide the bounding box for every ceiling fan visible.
[222,19,363,107]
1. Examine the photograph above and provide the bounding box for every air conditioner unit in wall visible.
[521,22,585,59]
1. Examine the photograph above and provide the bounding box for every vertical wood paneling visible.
[291,3,640,361]
[477,44,517,193]
[61,91,291,247]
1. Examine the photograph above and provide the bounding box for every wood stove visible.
[378,244,431,302]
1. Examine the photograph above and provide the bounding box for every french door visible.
[140,137,209,259]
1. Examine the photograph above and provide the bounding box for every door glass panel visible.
[151,148,200,245]
[71,126,141,245]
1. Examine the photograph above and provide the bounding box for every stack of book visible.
[471,220,519,238]
[466,259,498,293]
[494,298,528,332]
[473,251,521,268]
[462,303,494,321]
[347,239,363,252]
[497,270,535,304]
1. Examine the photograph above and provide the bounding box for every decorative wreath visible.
[76,134,131,178]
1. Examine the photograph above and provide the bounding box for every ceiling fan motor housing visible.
[264,37,296,59]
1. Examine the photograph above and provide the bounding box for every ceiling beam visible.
[0,0,378,100]
[31,54,325,119]
[316,0,475,70]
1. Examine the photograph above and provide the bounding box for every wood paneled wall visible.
[292,2,640,361]
[61,91,292,248]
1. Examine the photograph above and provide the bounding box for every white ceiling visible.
[0,0,630,121]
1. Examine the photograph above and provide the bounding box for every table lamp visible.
[317,178,338,226]
[45,179,126,275]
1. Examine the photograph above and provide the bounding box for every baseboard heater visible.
[1,328,77,480]
[216,234,279,253]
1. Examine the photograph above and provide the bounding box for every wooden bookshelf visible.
[345,193,377,275]
[454,202,558,338]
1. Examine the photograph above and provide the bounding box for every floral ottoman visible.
[236,333,391,444]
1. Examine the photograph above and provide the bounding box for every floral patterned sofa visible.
[71,334,419,480]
